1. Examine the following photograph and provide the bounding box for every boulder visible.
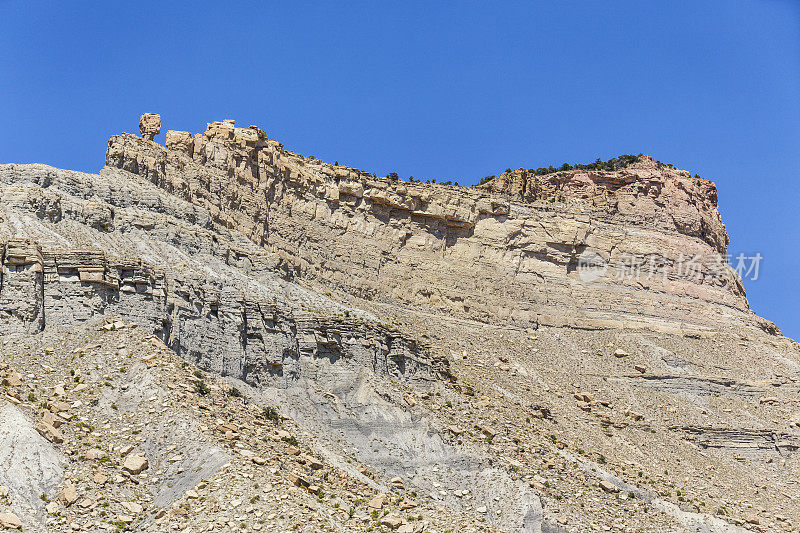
[0,370,22,387]
[138,113,161,141]
[41,411,63,428]
[0,512,21,529]
[59,484,78,506]
[399,499,418,510]
[599,480,620,493]
[380,514,404,529]
[286,472,308,488]
[367,493,389,509]
[121,501,143,514]
[85,448,107,460]
[35,421,63,444]
[122,454,148,474]
[304,455,323,470]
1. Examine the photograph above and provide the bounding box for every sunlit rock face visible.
[104,120,772,337]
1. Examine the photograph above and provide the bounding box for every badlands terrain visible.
[0,114,798,532]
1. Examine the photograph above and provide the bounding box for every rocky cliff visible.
[0,163,445,388]
[104,121,770,336]
[1,116,798,533]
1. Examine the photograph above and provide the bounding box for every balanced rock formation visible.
[138,112,161,141]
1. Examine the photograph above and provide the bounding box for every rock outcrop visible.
[0,163,446,390]
[104,120,769,337]
[138,113,161,141]
[2,116,798,533]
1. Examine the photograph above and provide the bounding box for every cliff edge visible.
[105,119,774,337]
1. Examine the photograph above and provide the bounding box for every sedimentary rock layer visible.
[105,121,774,335]
[0,163,446,389]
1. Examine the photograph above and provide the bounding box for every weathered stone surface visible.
[35,421,63,444]
[0,162,447,389]
[122,454,148,474]
[0,239,44,334]
[0,511,21,529]
[0,402,64,530]
[380,514,404,529]
[0,369,22,388]
[165,130,193,157]
[58,484,78,506]
[368,493,389,509]
[138,113,161,141]
[286,472,308,487]
[84,448,107,460]
[0,117,796,532]
[121,501,143,514]
[102,122,774,338]
[599,480,619,493]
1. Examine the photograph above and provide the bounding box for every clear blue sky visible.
[2,1,799,338]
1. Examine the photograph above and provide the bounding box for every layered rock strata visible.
[0,163,445,389]
[105,120,772,336]
[1,117,797,532]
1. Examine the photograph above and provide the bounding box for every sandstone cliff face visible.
[104,122,767,337]
[0,163,445,389]
[0,161,541,532]
[478,157,729,253]
[2,120,799,532]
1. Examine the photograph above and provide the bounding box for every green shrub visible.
[194,380,211,396]
[260,406,281,423]
[527,154,642,176]
[282,435,299,446]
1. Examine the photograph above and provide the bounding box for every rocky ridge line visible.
[104,118,775,337]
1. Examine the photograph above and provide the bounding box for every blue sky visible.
[2,1,799,338]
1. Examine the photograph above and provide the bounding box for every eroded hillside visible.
[0,116,798,533]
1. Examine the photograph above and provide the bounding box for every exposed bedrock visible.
[0,163,447,391]
[104,123,776,337]
[1,118,794,531]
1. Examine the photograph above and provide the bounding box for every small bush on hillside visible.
[260,406,281,423]
[194,380,210,396]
